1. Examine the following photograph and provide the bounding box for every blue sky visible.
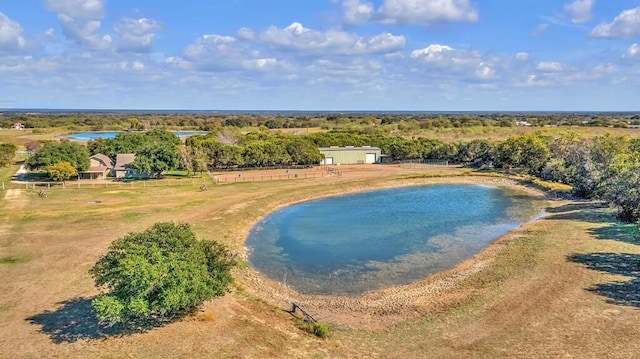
[1,0,639,111]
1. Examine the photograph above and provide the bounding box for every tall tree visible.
[0,142,17,167]
[132,142,179,178]
[597,156,640,222]
[89,222,235,327]
[26,140,89,172]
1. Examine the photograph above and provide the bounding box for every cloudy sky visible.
[1,0,640,111]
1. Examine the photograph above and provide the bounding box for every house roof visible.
[115,153,136,170]
[90,153,114,168]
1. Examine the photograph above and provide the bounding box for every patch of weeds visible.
[294,319,330,339]
[234,259,250,269]
[0,256,26,264]
[193,310,215,322]
[121,212,145,222]
[18,214,39,223]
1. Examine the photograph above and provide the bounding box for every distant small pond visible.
[66,131,206,140]
[245,184,542,296]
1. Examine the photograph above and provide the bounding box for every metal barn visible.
[319,146,381,165]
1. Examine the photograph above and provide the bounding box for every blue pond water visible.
[245,184,540,296]
[67,131,206,140]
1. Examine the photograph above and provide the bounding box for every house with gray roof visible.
[114,153,137,178]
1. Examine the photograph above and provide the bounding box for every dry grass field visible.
[1,127,640,358]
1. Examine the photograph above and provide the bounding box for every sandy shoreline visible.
[235,175,555,329]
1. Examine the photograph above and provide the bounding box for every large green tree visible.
[0,142,17,167]
[494,134,550,175]
[285,138,323,165]
[26,140,89,172]
[132,142,179,178]
[89,222,235,327]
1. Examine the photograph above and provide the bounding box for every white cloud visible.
[237,27,255,40]
[532,23,549,37]
[593,63,616,74]
[113,18,161,53]
[46,0,111,49]
[342,0,478,26]
[0,12,27,51]
[257,22,405,55]
[343,0,375,25]
[132,61,145,70]
[182,34,287,72]
[523,74,551,87]
[410,44,483,69]
[475,63,496,79]
[515,52,530,61]
[410,43,501,83]
[564,0,595,24]
[622,43,640,60]
[244,58,279,71]
[45,0,104,19]
[411,44,454,61]
[590,7,640,38]
[379,0,478,25]
[536,61,564,72]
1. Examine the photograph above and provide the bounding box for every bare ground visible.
[1,164,639,358]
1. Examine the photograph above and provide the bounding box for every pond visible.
[245,184,542,296]
[66,131,206,140]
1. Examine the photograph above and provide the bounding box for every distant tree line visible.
[2,112,638,132]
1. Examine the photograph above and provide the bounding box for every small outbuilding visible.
[319,146,381,165]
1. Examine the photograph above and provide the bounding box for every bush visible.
[90,222,235,327]
[296,319,330,339]
[312,322,330,339]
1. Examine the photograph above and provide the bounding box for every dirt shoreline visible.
[235,175,555,329]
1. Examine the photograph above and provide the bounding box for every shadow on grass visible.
[544,201,613,223]
[545,201,608,214]
[27,297,183,343]
[590,223,639,245]
[568,253,640,308]
[27,297,116,343]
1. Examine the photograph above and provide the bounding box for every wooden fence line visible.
[1,178,210,191]
[1,167,344,191]
[214,171,328,183]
